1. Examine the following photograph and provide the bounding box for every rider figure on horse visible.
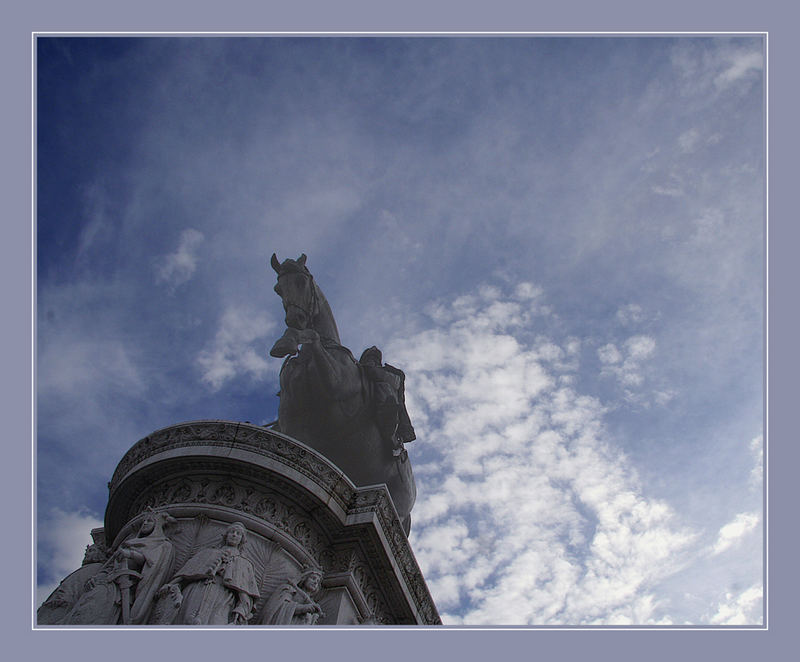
[358,346,416,461]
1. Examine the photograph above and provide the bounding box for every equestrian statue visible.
[267,253,416,534]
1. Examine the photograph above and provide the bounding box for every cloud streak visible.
[155,228,205,292]
[196,305,276,390]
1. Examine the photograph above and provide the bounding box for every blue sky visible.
[35,36,764,625]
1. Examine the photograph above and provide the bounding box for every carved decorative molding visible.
[129,475,332,564]
[348,486,439,624]
[109,421,354,513]
[102,420,440,625]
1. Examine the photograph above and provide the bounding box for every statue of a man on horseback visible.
[358,346,415,461]
[267,253,417,534]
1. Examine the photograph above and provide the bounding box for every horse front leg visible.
[270,327,302,357]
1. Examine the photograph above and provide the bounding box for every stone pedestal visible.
[56,420,439,625]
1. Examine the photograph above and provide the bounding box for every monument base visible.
[38,420,440,626]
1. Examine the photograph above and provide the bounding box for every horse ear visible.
[270,253,281,274]
[297,253,307,268]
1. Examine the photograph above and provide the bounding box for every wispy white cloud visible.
[679,128,701,153]
[196,305,276,390]
[714,51,763,90]
[678,127,723,154]
[626,335,656,360]
[155,228,205,292]
[709,584,763,625]
[671,40,763,99]
[649,169,687,198]
[651,184,684,197]
[616,304,645,327]
[515,282,543,301]
[76,183,112,260]
[711,512,760,556]
[598,335,656,391]
[653,389,677,406]
[392,284,695,624]
[598,343,623,365]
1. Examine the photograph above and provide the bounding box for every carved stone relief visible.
[260,567,325,625]
[37,543,109,624]
[127,474,332,565]
[62,509,178,625]
[158,521,259,625]
[349,486,439,624]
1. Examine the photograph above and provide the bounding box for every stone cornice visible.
[105,420,441,625]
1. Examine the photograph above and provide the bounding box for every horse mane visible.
[310,281,341,345]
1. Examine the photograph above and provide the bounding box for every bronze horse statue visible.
[268,253,416,534]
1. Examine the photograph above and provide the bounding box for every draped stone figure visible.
[160,522,259,625]
[261,568,325,625]
[64,509,176,625]
[37,543,108,624]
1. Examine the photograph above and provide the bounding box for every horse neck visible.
[311,284,341,345]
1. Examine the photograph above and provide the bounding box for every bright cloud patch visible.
[711,512,760,556]
[598,335,657,391]
[389,285,695,624]
[196,305,276,390]
[155,228,205,292]
[709,584,763,625]
[714,50,764,89]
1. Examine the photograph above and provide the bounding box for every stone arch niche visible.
[40,420,439,626]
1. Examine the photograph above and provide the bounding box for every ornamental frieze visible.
[129,475,331,564]
[109,421,354,513]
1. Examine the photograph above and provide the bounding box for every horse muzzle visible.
[284,303,309,330]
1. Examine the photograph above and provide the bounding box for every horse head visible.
[270,253,341,343]
[270,253,317,331]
